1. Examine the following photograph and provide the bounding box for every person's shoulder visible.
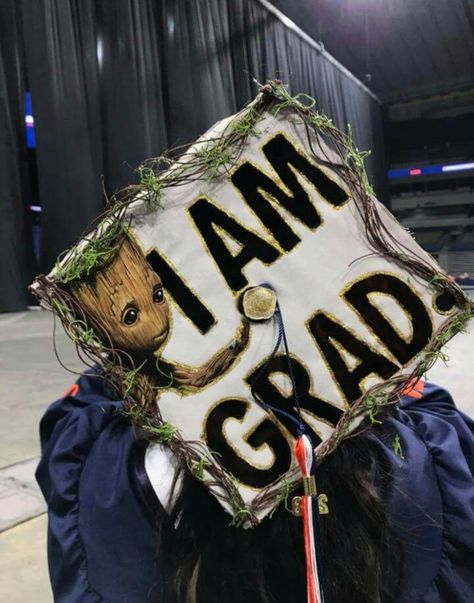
[399,379,469,414]
[383,380,474,602]
[397,379,474,455]
[42,366,120,420]
[37,368,122,475]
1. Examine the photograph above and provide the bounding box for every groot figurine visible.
[70,235,249,390]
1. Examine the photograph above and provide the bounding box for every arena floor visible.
[1,308,473,601]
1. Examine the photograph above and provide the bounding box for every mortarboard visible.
[32,81,473,602]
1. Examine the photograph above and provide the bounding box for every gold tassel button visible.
[241,286,277,321]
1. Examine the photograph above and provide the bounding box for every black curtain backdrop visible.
[161,0,385,198]
[2,0,386,308]
[97,0,168,190]
[0,0,33,311]
[21,0,104,274]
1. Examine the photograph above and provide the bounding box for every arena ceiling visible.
[270,0,474,105]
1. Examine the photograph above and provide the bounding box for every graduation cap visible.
[32,81,472,602]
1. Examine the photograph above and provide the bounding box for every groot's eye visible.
[122,306,139,325]
[152,286,164,304]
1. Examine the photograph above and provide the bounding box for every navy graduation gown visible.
[36,371,474,602]
[36,370,164,602]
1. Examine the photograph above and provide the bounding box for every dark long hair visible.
[159,426,402,603]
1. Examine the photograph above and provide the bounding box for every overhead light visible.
[389,161,474,179]
[96,37,104,68]
[442,162,474,173]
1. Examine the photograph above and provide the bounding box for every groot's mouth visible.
[153,329,169,344]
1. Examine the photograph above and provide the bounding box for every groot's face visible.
[108,265,170,354]
[73,238,171,355]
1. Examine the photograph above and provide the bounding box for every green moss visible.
[361,390,389,425]
[188,458,207,481]
[307,111,334,131]
[391,434,404,461]
[51,299,69,321]
[345,123,375,197]
[155,359,174,388]
[123,362,146,398]
[266,81,316,116]
[120,402,175,444]
[55,218,126,285]
[417,305,471,376]
[418,348,450,377]
[52,300,102,348]
[120,403,147,424]
[138,164,165,209]
[229,507,253,528]
[228,106,260,137]
[195,141,234,178]
[266,81,375,200]
[269,478,293,518]
[142,421,175,443]
[77,324,101,348]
